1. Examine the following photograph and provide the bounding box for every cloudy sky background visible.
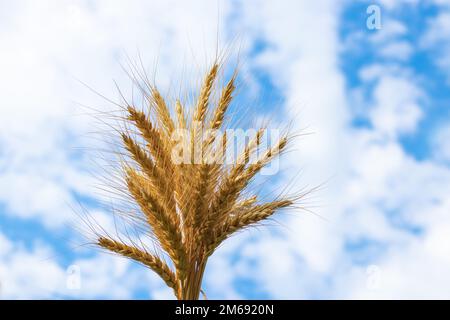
[1,0,450,299]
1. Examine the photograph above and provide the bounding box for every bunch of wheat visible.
[96,62,294,300]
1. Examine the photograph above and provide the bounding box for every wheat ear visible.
[98,237,179,296]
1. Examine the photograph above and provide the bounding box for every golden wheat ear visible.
[93,60,298,300]
[98,237,179,297]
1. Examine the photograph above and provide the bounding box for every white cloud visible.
[431,124,450,164]
[378,0,419,11]
[421,10,450,83]
[343,193,450,299]
[370,19,408,44]
[204,235,244,299]
[369,74,423,138]
[379,41,413,61]
[367,19,413,62]
[432,0,450,5]
[421,12,450,47]
[0,233,68,298]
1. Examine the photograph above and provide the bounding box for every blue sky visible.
[342,1,450,159]
[1,0,450,299]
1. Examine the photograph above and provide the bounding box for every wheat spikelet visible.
[175,100,186,130]
[232,195,258,212]
[94,61,299,300]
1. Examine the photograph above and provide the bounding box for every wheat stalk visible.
[95,62,296,300]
